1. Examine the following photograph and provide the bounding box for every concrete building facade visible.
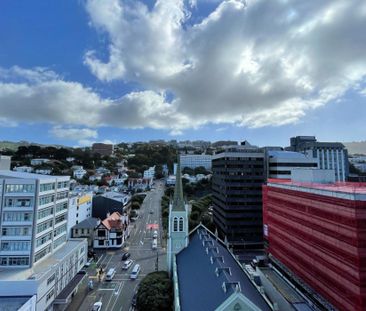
[67,192,93,237]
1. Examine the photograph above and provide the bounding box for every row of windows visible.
[0,256,29,266]
[40,183,55,192]
[57,181,69,189]
[38,207,54,220]
[34,245,52,263]
[39,195,55,206]
[74,228,91,235]
[55,214,67,224]
[37,219,53,234]
[53,235,66,249]
[4,198,32,208]
[56,202,68,213]
[2,212,32,222]
[5,184,34,193]
[2,227,30,236]
[56,191,69,200]
[54,224,67,237]
[1,241,31,251]
[36,232,53,247]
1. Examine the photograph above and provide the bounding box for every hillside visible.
[343,141,366,155]
[0,141,66,151]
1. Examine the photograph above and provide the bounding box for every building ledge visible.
[53,271,87,304]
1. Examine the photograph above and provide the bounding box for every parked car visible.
[122,259,134,270]
[84,258,93,267]
[92,301,102,311]
[152,239,157,250]
[131,292,137,307]
[153,230,158,239]
[105,268,116,281]
[121,252,131,261]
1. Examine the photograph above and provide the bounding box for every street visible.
[68,180,166,311]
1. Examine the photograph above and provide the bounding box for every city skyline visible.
[0,0,365,147]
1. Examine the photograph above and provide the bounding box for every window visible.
[81,229,84,234]
[55,214,66,224]
[1,241,30,251]
[37,219,53,234]
[47,274,55,285]
[8,257,29,266]
[173,217,178,232]
[36,232,52,247]
[39,195,55,206]
[53,235,66,249]
[3,212,33,222]
[75,229,79,235]
[2,227,30,236]
[35,245,52,262]
[55,202,68,213]
[37,207,54,220]
[179,217,184,232]
[54,224,67,237]
[57,181,69,189]
[46,289,54,302]
[5,184,34,193]
[40,183,55,192]
[56,191,69,200]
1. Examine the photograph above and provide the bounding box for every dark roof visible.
[92,196,124,219]
[55,271,86,301]
[176,225,271,311]
[71,217,99,230]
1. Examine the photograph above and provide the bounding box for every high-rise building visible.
[0,171,87,310]
[0,155,11,170]
[92,143,114,156]
[263,175,366,311]
[286,136,349,181]
[180,154,212,170]
[212,142,265,248]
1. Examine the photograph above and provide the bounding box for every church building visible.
[167,160,273,311]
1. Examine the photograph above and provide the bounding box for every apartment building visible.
[143,166,155,179]
[263,173,366,311]
[286,136,349,181]
[0,170,87,310]
[180,154,212,170]
[0,155,11,170]
[67,192,93,237]
[212,142,265,248]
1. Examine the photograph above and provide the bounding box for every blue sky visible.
[0,0,365,148]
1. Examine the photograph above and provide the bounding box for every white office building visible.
[0,171,87,311]
[67,192,93,237]
[73,168,87,180]
[180,154,212,170]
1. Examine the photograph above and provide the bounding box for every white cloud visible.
[1,0,366,136]
[83,0,366,128]
[50,126,98,141]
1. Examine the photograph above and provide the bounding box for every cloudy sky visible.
[0,0,365,147]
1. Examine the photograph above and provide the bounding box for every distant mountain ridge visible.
[0,141,66,151]
[343,141,366,155]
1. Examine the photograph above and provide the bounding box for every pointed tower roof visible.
[172,157,186,211]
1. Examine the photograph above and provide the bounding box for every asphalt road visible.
[72,181,166,311]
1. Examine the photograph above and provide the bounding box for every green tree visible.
[136,271,173,311]
[131,201,141,210]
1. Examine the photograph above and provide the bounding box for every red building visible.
[263,179,366,311]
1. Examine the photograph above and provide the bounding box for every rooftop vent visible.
[205,246,219,254]
[222,282,241,293]
[210,256,224,264]
[202,239,214,247]
[215,267,232,277]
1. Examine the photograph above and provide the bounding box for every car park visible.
[122,259,134,270]
[92,301,102,311]
[121,252,131,261]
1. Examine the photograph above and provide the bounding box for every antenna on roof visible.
[214,228,218,239]
[224,235,228,247]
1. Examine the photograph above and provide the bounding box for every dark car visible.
[122,252,131,261]
[131,292,137,307]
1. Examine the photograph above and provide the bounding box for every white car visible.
[153,231,158,238]
[92,301,102,311]
[122,259,134,270]
[84,259,93,267]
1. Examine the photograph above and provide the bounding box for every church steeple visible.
[167,155,189,275]
[172,158,186,211]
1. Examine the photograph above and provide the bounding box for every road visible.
[70,180,166,311]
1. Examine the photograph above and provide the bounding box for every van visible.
[130,264,141,280]
[105,268,116,281]
[152,239,157,250]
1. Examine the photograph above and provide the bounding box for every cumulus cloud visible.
[50,126,98,141]
[84,0,366,128]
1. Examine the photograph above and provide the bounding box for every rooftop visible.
[0,296,33,311]
[268,150,310,159]
[0,170,69,181]
[268,178,366,195]
[0,239,85,281]
[176,225,271,311]
[101,212,125,230]
[72,217,99,229]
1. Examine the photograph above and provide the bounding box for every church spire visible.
[172,156,185,211]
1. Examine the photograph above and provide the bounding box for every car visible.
[121,252,131,261]
[92,301,102,311]
[152,239,157,250]
[105,268,116,281]
[153,230,158,238]
[149,210,154,214]
[131,292,137,307]
[122,259,134,270]
[130,264,141,280]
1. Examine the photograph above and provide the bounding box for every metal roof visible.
[71,217,99,229]
[176,225,272,311]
